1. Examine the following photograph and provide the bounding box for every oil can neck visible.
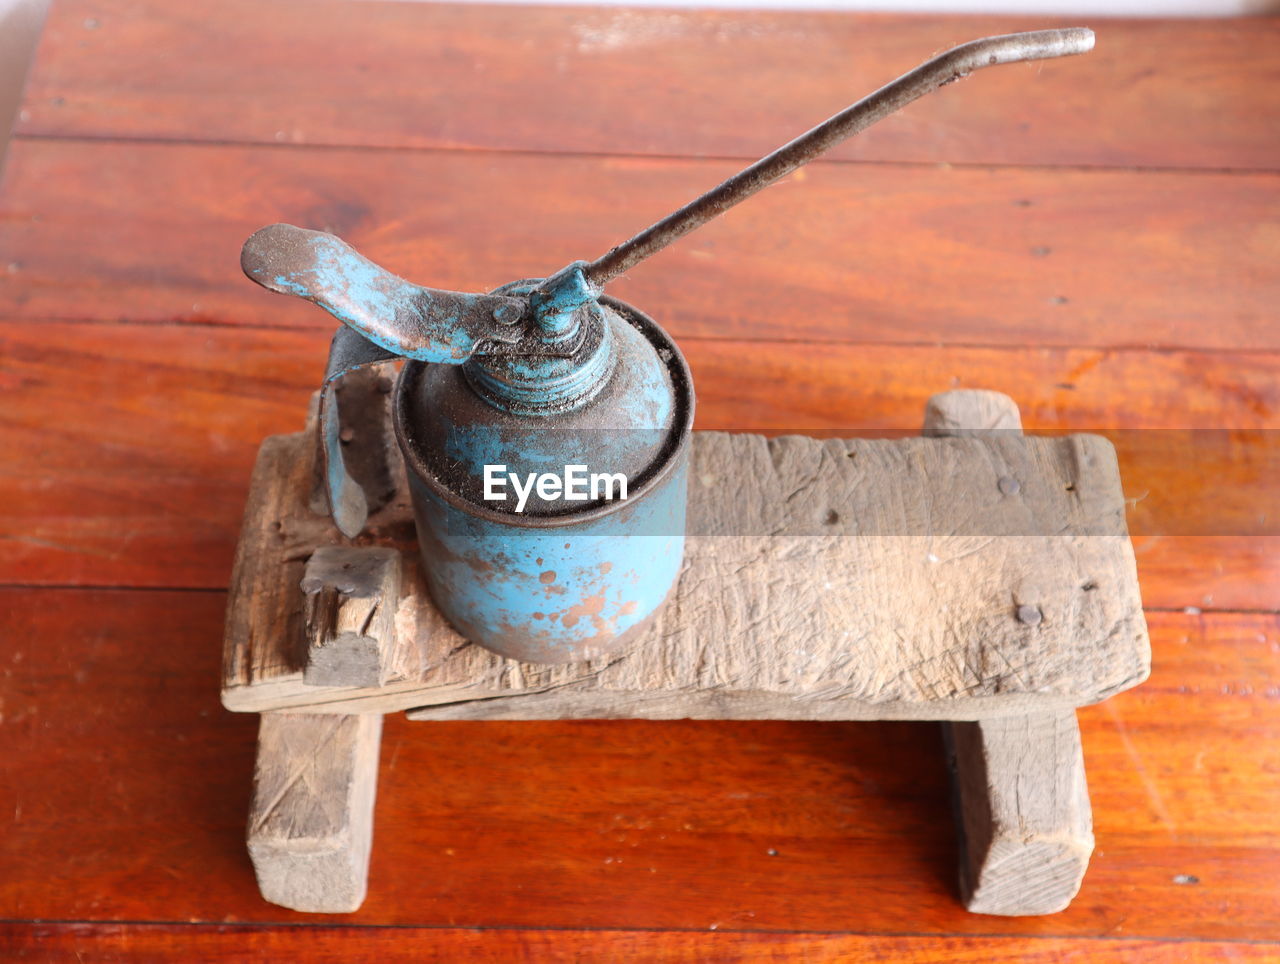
[464,265,616,416]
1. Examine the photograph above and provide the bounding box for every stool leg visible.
[924,389,1093,914]
[944,711,1094,915]
[247,711,383,912]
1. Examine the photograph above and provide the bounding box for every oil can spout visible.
[241,223,527,364]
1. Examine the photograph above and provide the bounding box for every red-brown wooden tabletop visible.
[1,1,1277,960]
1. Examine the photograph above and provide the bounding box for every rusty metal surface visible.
[395,296,693,527]
[317,327,398,537]
[395,297,694,663]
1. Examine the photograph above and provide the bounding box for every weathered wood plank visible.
[247,712,382,913]
[2,140,1277,351]
[224,428,1149,718]
[1,320,1273,610]
[947,712,1093,915]
[923,389,1023,437]
[19,1,1280,171]
[1,587,1277,937]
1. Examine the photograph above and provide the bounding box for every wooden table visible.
[2,1,1277,959]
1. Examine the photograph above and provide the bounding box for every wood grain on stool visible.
[946,710,1093,915]
[925,389,1095,916]
[246,712,383,913]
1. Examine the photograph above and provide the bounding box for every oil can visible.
[241,27,1094,665]
[394,289,694,664]
[240,231,694,664]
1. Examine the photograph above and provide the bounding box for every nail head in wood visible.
[1017,604,1043,626]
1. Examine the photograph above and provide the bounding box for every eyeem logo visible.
[483,464,628,513]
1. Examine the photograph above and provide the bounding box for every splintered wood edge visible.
[226,677,1098,720]
[402,688,1090,723]
[301,546,402,688]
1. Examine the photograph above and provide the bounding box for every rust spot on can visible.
[561,593,606,629]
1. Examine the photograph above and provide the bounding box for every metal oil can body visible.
[393,295,694,663]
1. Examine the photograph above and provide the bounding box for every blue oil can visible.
[394,287,693,664]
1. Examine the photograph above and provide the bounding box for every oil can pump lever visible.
[241,223,528,363]
[582,28,1094,286]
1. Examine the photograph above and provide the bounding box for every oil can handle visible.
[582,28,1094,287]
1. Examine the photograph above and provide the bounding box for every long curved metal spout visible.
[582,28,1094,287]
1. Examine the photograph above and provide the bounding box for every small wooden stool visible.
[222,388,1149,916]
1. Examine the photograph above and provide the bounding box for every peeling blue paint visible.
[410,458,688,664]
[397,297,695,664]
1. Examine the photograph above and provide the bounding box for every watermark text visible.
[483,464,628,513]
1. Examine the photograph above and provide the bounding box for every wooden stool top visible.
[223,401,1148,721]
